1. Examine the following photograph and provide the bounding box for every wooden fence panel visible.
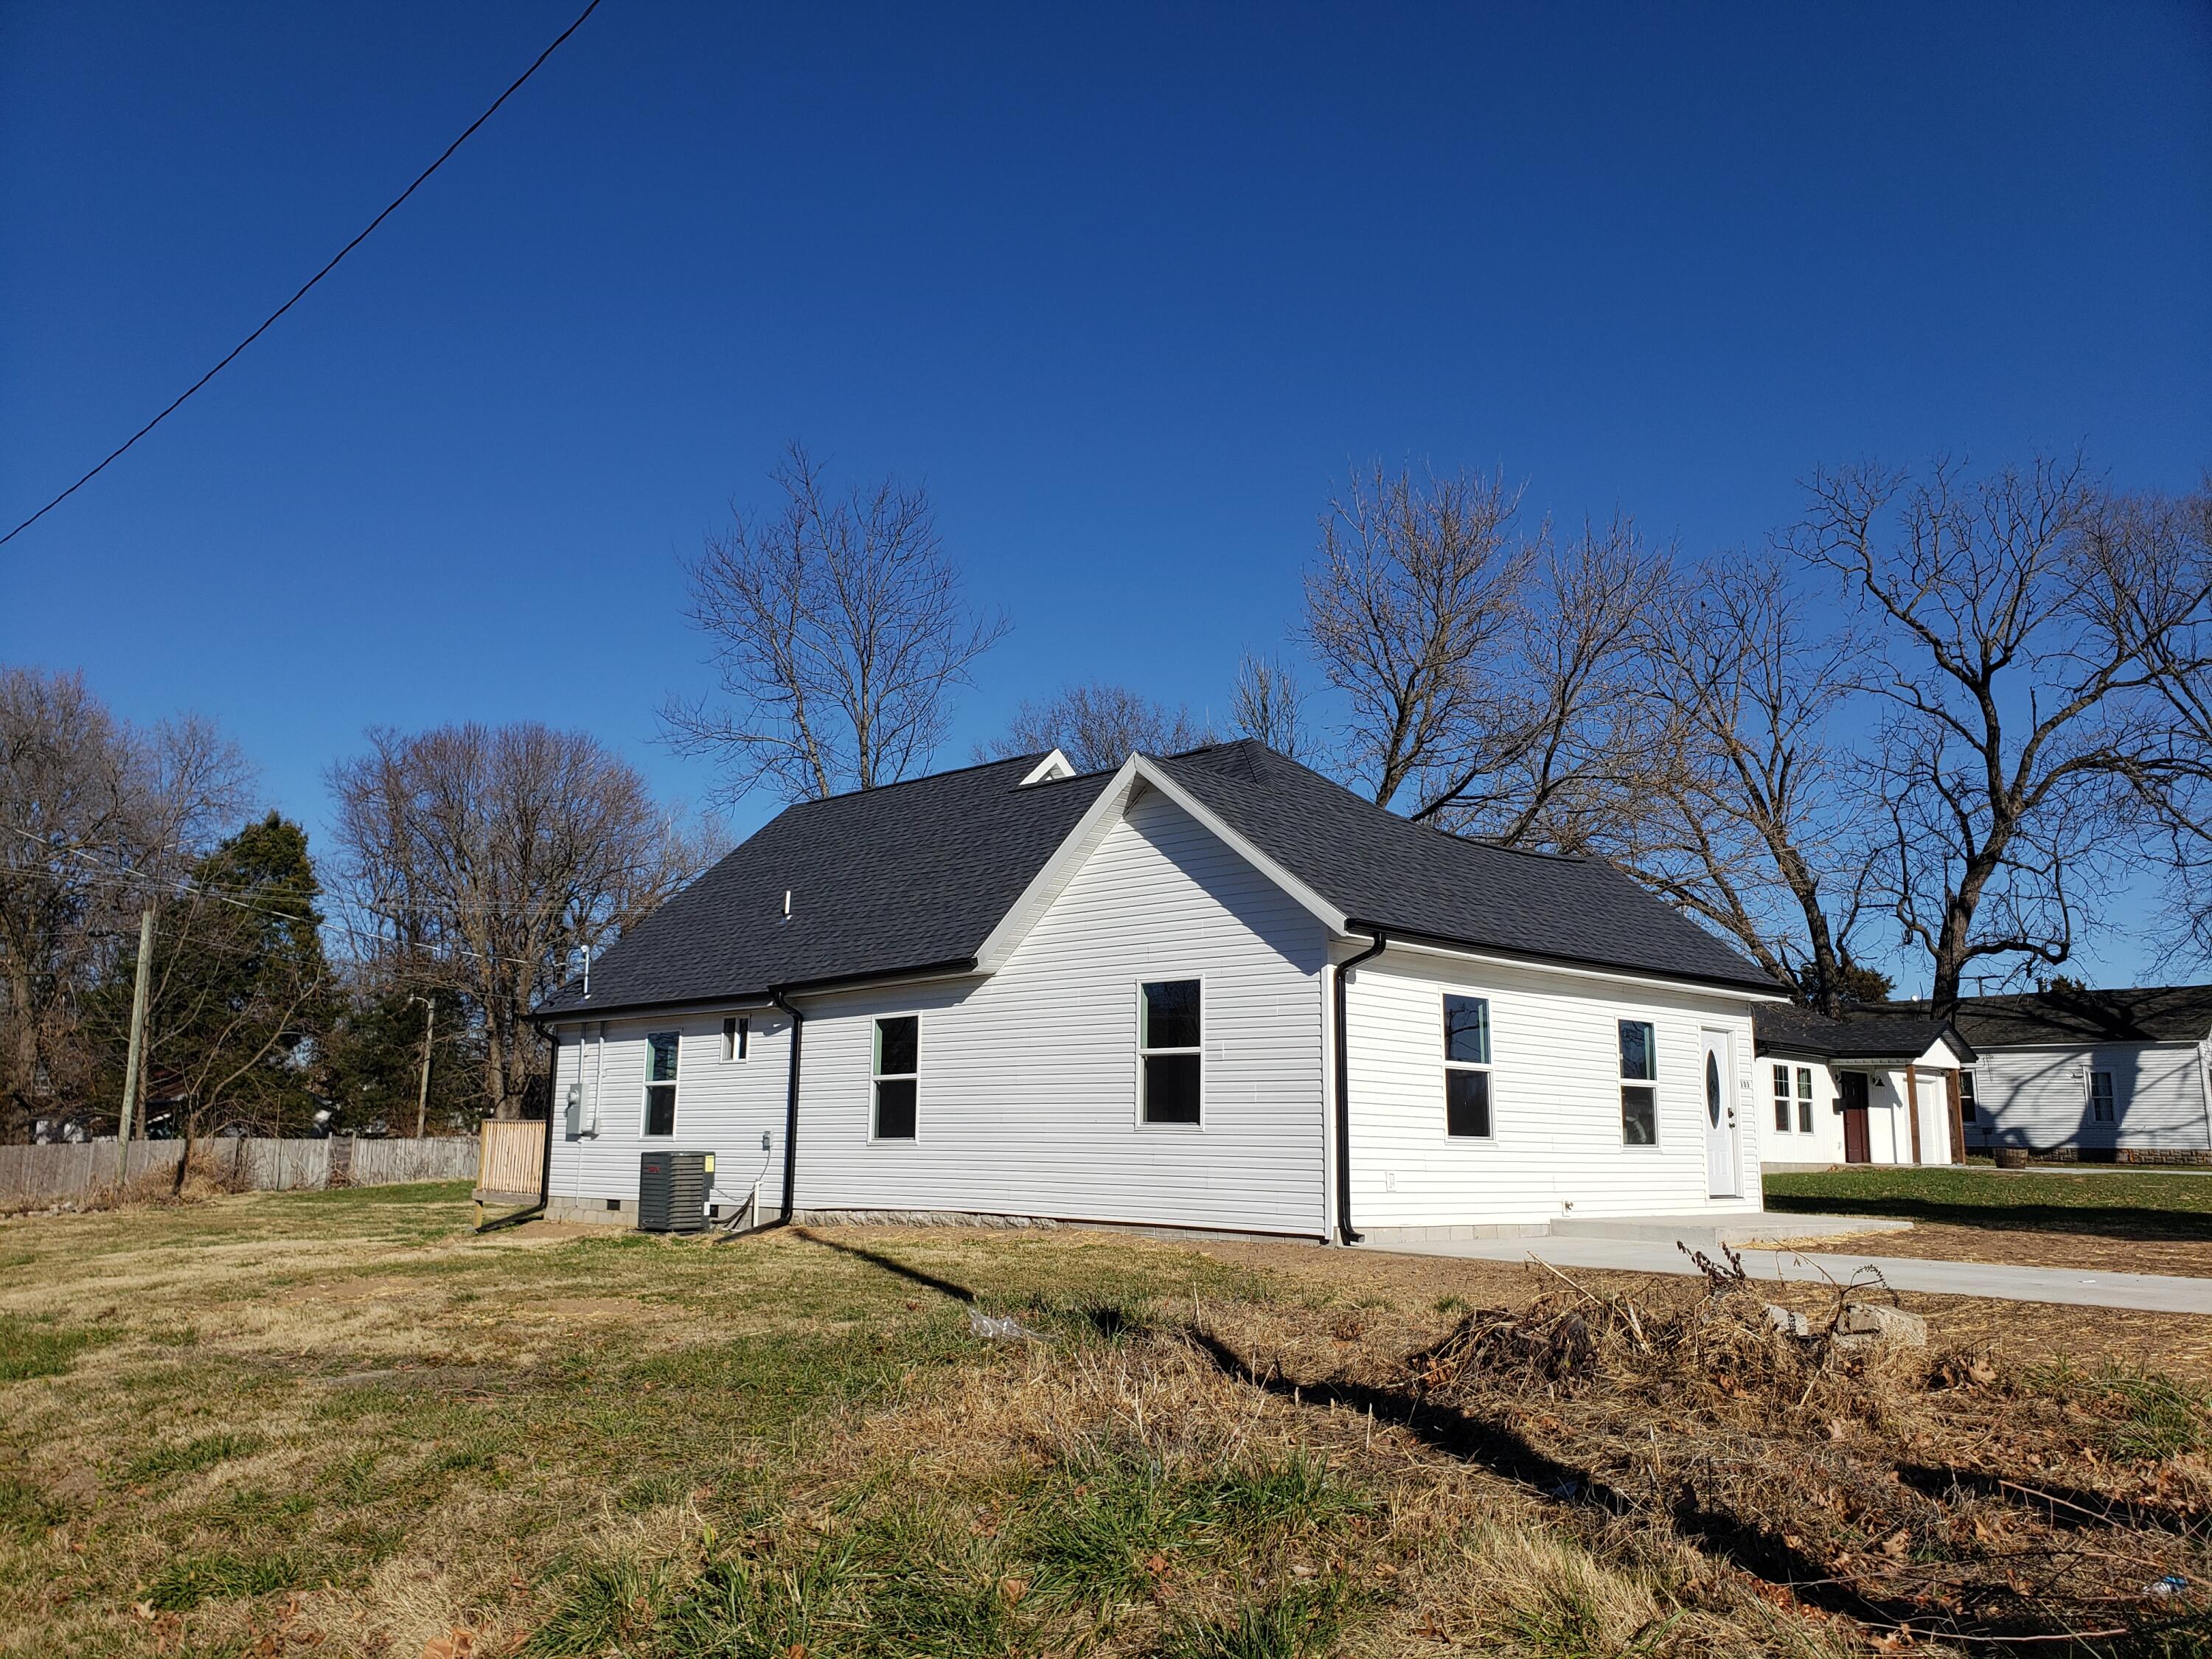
[475,1120,545,1202]
[3,1133,485,1206]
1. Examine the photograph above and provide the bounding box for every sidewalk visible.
[1365,1234,2212,1314]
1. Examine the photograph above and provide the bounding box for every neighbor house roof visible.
[1753,1004,1975,1066]
[538,740,1782,1019]
[1902,984,2212,1048]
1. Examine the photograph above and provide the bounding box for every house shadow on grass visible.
[792,1228,977,1303]
[1761,1189,2212,1245]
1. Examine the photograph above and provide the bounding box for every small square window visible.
[874,1016,918,1139]
[1140,980,1203,1125]
[1446,1068,1492,1138]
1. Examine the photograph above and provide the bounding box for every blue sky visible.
[4,2,2208,992]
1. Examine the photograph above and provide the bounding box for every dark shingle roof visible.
[1906,984,2212,1048]
[539,739,1784,1018]
[538,754,1113,1017]
[1753,1004,1972,1064]
[1158,743,1782,994]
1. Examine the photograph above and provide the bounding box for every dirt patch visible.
[529,1295,653,1322]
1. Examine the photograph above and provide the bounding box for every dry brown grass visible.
[4,1195,2211,1658]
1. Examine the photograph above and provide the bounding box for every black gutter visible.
[1345,918,1786,1000]
[1332,928,1387,1245]
[770,986,806,1222]
[529,956,981,1026]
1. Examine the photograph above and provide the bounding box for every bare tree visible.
[0,667,249,1138]
[663,444,1010,805]
[1228,653,1310,760]
[986,682,1212,773]
[1792,456,2167,1009]
[1409,516,1672,848]
[328,723,708,1119]
[2075,481,2212,961]
[1302,463,1537,808]
[1626,550,1882,1009]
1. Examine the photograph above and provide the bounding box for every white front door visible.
[1702,1029,1740,1198]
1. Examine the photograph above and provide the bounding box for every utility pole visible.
[408,995,435,1138]
[116,902,156,1188]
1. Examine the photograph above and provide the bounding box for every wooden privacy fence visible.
[0,1134,481,1208]
[474,1119,546,1206]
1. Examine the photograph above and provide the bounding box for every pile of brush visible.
[1388,1249,2212,1649]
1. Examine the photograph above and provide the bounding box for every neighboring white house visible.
[533,741,1792,1242]
[1933,986,2212,1164]
[1753,1006,1975,1170]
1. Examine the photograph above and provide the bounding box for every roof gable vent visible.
[1019,749,1075,786]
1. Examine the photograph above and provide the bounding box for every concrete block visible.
[1839,1301,1927,1346]
[1764,1303,1812,1339]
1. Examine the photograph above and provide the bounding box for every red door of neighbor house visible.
[1840,1071,1871,1164]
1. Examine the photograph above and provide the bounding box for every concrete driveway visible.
[1366,1234,2212,1314]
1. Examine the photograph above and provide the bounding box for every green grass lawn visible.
[1764,1164,2212,1239]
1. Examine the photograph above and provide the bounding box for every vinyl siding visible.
[787,788,1329,1233]
[547,786,1331,1234]
[1760,1057,1960,1167]
[546,1011,795,1214]
[1964,1043,2212,1155]
[1342,950,1766,1227]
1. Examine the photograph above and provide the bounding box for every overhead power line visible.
[0,0,605,549]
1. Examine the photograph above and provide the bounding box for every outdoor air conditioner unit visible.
[638,1150,713,1234]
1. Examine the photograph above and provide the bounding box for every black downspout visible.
[771,987,805,1222]
[1333,928,1386,1245]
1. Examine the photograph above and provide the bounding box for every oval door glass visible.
[1705,1052,1722,1125]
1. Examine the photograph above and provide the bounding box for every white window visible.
[723,1015,749,1062]
[642,1032,680,1137]
[874,1016,918,1139]
[1772,1064,1792,1133]
[2089,1070,2115,1124]
[1442,995,1492,1138]
[1619,1020,1657,1145]
[1796,1066,1815,1134]
[1139,980,1202,1125]
[1960,1070,1979,1124]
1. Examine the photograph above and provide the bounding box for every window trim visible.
[1795,1065,1815,1135]
[1618,1018,1659,1147]
[1441,993,1495,1140]
[723,1015,749,1062]
[2088,1068,2115,1124]
[1135,975,1206,1130]
[640,1029,681,1139]
[1772,1062,1792,1133]
[871,1013,921,1142]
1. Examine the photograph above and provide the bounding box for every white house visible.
[1937,986,2212,1164]
[1753,1006,1975,1169]
[532,741,1792,1243]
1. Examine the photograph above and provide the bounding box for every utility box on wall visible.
[638,1150,712,1233]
